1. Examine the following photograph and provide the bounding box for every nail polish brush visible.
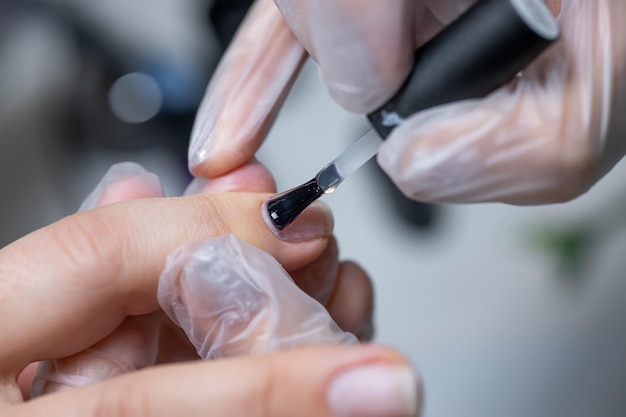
[267,0,560,230]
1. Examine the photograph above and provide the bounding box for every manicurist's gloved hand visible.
[3,163,412,417]
[190,0,626,205]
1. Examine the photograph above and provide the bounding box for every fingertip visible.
[79,162,163,211]
[262,198,335,243]
[321,63,411,114]
[188,132,259,179]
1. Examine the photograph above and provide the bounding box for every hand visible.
[2,163,396,416]
[189,0,626,205]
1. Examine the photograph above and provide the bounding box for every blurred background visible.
[1,0,626,415]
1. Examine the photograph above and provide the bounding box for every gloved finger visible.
[32,163,165,397]
[158,234,356,360]
[378,0,618,204]
[0,192,333,378]
[7,345,421,417]
[188,0,306,178]
[327,262,375,342]
[304,0,416,113]
[184,159,277,195]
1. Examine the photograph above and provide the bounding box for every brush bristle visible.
[266,178,324,230]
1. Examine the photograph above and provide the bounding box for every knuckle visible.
[195,195,231,236]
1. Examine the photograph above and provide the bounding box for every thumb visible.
[7,345,422,417]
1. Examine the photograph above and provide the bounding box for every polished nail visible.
[262,200,334,243]
[328,365,420,417]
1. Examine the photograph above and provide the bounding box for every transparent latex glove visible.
[158,234,357,360]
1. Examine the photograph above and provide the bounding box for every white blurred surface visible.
[260,60,626,417]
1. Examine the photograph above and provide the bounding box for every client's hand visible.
[1,163,414,417]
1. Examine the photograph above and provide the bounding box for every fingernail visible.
[262,200,334,243]
[79,162,161,211]
[328,365,420,417]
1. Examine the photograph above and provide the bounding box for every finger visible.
[327,262,375,342]
[31,314,161,397]
[158,235,356,360]
[188,0,306,178]
[292,244,375,341]
[32,163,165,397]
[304,0,415,113]
[378,0,608,204]
[184,159,277,195]
[7,345,421,417]
[0,193,333,376]
[290,236,339,305]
